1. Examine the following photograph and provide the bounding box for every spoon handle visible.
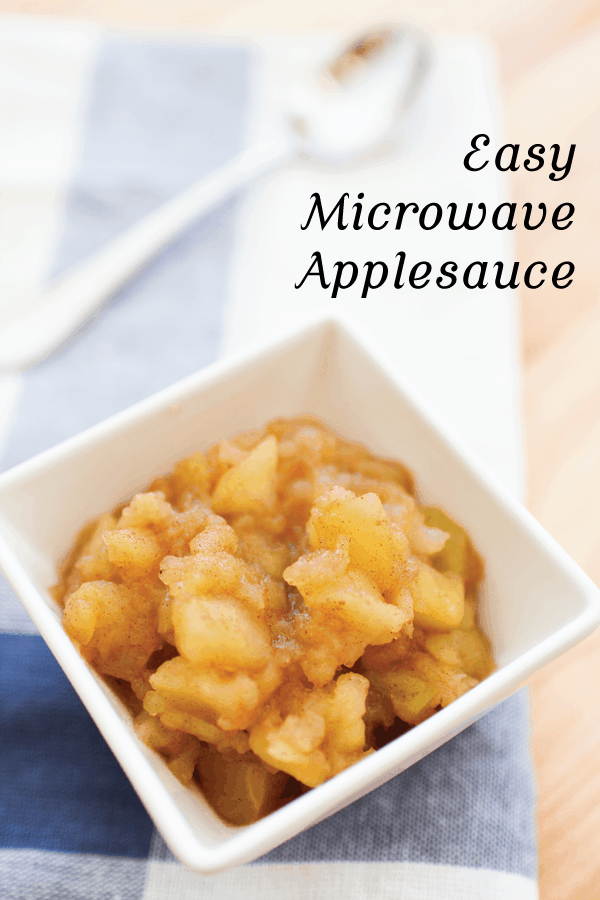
[0,136,293,372]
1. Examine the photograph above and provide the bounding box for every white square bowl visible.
[0,314,598,874]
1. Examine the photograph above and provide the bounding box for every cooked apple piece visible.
[411,563,465,631]
[196,745,290,825]
[212,435,278,515]
[307,486,408,592]
[172,594,273,671]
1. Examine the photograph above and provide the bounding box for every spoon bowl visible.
[289,25,430,162]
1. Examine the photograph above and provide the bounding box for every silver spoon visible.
[0,25,430,371]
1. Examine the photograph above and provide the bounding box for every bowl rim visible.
[1,311,599,873]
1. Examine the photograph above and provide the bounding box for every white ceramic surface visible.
[0,315,598,874]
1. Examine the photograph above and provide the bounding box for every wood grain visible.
[510,27,600,898]
[2,2,600,896]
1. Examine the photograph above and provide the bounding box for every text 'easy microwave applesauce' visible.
[54,417,494,825]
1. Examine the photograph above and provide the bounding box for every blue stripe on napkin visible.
[0,634,153,857]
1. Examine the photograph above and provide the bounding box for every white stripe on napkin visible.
[0,16,100,323]
[0,849,538,900]
[0,16,100,633]
[142,859,538,900]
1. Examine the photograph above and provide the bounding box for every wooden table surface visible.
[4,1,600,896]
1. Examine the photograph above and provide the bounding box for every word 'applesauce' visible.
[54,417,493,825]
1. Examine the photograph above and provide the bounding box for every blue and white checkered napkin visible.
[0,20,538,899]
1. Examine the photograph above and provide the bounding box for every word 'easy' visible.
[464,134,575,180]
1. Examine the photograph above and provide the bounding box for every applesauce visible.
[55,416,493,825]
